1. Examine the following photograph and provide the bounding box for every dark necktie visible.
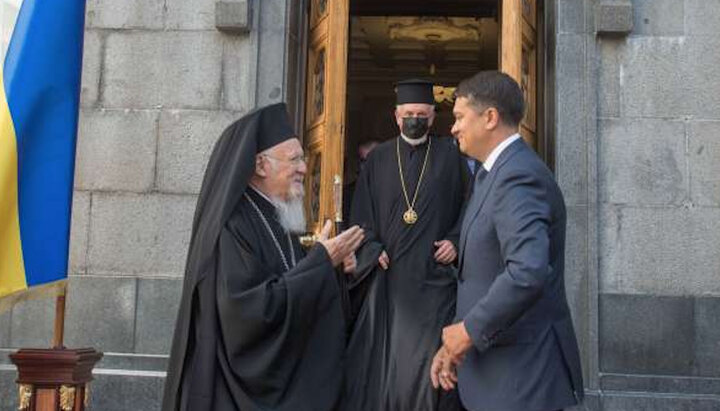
[474,167,489,188]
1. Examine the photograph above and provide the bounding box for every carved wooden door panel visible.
[303,0,350,233]
[500,0,538,149]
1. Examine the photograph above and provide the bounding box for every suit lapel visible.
[458,139,527,268]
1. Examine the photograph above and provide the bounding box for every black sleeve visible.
[349,156,384,288]
[216,226,338,350]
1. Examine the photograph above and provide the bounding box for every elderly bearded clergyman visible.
[162,103,364,411]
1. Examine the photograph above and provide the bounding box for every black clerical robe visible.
[165,188,346,411]
[345,136,467,411]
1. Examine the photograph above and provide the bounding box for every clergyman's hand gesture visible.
[343,252,357,274]
[318,220,364,267]
[378,250,390,270]
[434,240,457,264]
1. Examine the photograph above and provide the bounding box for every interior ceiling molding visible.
[388,17,482,43]
[350,16,497,72]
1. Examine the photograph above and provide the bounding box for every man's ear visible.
[485,107,500,130]
[255,155,267,177]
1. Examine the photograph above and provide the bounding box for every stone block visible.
[558,0,585,34]
[685,0,720,36]
[222,36,255,111]
[135,278,183,355]
[69,192,91,274]
[88,193,195,276]
[0,310,10,347]
[9,297,55,348]
[689,121,720,206]
[620,37,691,117]
[565,206,589,377]
[687,36,720,119]
[166,0,217,30]
[555,34,587,206]
[600,294,694,375]
[64,277,137,352]
[632,0,684,36]
[598,39,621,118]
[602,392,720,411]
[96,352,168,372]
[601,373,720,395]
[81,30,102,108]
[75,109,158,192]
[157,110,238,194]
[565,206,589,313]
[255,0,289,106]
[600,206,720,295]
[694,297,720,377]
[86,0,165,29]
[215,0,252,34]
[88,371,165,411]
[0,349,10,364]
[595,0,633,36]
[599,118,686,206]
[0,368,18,411]
[103,32,223,109]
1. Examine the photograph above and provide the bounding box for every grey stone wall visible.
[554,1,599,408]
[0,0,292,409]
[556,0,720,409]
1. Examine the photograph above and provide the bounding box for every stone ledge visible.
[596,0,633,36]
[216,0,252,34]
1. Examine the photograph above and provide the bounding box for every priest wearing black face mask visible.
[344,80,468,410]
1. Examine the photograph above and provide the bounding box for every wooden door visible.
[303,0,350,233]
[500,0,539,149]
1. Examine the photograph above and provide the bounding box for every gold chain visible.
[396,136,432,224]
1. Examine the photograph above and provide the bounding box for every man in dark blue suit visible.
[430,71,584,411]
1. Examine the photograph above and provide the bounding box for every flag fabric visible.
[0,0,87,311]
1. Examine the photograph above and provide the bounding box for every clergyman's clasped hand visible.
[317,220,365,268]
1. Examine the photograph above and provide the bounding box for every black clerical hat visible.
[395,79,435,105]
[257,102,296,152]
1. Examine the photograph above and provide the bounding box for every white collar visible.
[483,133,522,172]
[400,133,428,146]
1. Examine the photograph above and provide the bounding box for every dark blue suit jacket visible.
[456,139,583,411]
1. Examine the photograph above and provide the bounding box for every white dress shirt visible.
[483,133,522,172]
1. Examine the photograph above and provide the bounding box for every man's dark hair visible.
[454,71,526,127]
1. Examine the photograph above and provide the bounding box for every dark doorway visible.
[343,1,501,210]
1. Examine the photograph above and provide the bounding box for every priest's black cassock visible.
[345,134,468,411]
[162,103,347,411]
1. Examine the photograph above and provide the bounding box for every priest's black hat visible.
[395,79,435,105]
[257,102,296,152]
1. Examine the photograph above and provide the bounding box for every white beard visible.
[273,187,306,234]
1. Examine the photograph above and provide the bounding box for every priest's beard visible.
[273,185,306,234]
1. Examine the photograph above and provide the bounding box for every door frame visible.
[287,0,557,170]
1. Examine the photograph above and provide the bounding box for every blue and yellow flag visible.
[0,0,87,311]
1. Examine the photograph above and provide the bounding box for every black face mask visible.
[402,117,429,140]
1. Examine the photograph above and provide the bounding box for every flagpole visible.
[52,284,67,349]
